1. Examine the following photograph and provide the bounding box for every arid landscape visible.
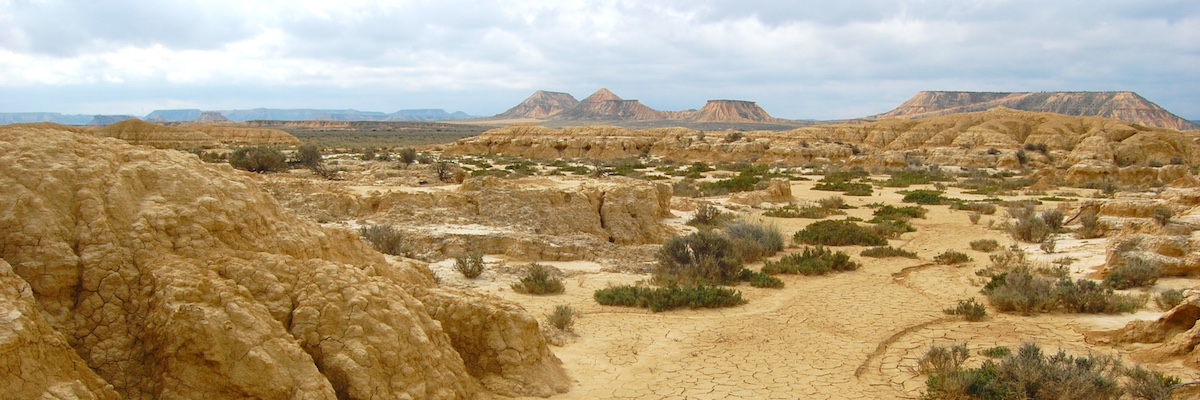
[3,89,1200,399]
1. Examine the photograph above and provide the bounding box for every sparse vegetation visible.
[454,251,486,279]
[1076,205,1107,239]
[1103,258,1162,290]
[943,298,987,321]
[918,343,970,376]
[593,284,747,312]
[978,346,1011,359]
[1011,213,1052,243]
[1155,289,1184,310]
[793,220,887,247]
[860,246,918,259]
[546,305,576,332]
[934,250,972,265]
[762,247,860,275]
[687,204,732,229]
[740,268,784,288]
[901,190,947,205]
[969,239,1000,252]
[358,224,408,256]
[723,222,784,263]
[655,231,742,286]
[511,263,565,295]
[982,267,1145,314]
[1151,206,1174,226]
[229,146,289,173]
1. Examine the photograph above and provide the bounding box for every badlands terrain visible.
[3,105,1200,399]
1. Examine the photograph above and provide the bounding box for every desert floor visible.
[426,178,1200,399]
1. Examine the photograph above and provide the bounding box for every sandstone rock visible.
[95,118,218,149]
[1094,290,1200,368]
[0,125,568,399]
[176,123,302,146]
[875,91,1198,130]
[730,179,794,206]
[494,90,580,119]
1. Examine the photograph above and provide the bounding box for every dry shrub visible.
[512,263,565,295]
[546,305,576,332]
[970,239,1000,252]
[454,251,485,278]
[359,224,408,256]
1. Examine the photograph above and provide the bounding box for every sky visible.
[1,0,1197,120]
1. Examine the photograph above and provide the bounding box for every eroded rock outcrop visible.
[494,90,580,119]
[96,118,218,149]
[876,91,1199,130]
[1093,290,1200,367]
[0,125,568,399]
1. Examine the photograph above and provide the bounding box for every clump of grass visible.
[546,305,576,332]
[511,263,565,295]
[762,247,860,275]
[593,284,747,312]
[793,220,887,246]
[860,246,918,258]
[1103,258,1162,290]
[934,250,972,265]
[1155,289,1185,310]
[454,251,486,279]
[943,298,988,321]
[359,224,409,256]
[969,239,1000,252]
[724,222,784,263]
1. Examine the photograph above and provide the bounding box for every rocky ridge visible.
[95,118,301,148]
[492,88,783,125]
[494,90,581,119]
[876,91,1199,131]
[0,125,569,399]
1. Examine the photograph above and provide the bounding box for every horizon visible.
[2,1,1197,120]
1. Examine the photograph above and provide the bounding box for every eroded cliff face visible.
[94,118,301,148]
[689,100,777,123]
[0,125,568,399]
[495,90,580,119]
[876,91,1199,131]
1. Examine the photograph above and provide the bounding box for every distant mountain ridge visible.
[2,108,478,126]
[874,91,1198,130]
[493,88,780,124]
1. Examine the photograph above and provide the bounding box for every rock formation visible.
[875,91,1199,131]
[192,111,229,122]
[690,100,778,123]
[177,123,302,146]
[1094,290,1200,368]
[551,88,665,121]
[0,125,569,398]
[86,115,137,126]
[441,108,1200,180]
[494,90,580,119]
[95,118,218,149]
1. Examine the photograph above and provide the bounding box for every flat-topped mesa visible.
[876,91,1198,131]
[494,90,580,119]
[691,100,777,123]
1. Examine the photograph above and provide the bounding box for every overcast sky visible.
[1,0,1197,119]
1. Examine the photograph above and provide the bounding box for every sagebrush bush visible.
[1011,214,1052,243]
[655,231,742,286]
[546,305,576,332]
[918,344,970,376]
[294,144,323,168]
[920,343,1171,400]
[762,247,860,275]
[871,219,916,239]
[817,195,845,210]
[1155,289,1184,310]
[358,225,408,256]
[901,190,946,205]
[934,250,972,265]
[943,298,987,321]
[860,246,918,258]
[511,263,565,295]
[763,203,829,219]
[454,251,486,279]
[1151,206,1175,226]
[1076,206,1107,239]
[793,220,887,246]
[687,204,730,228]
[724,222,784,263]
[969,239,1000,252]
[1041,209,1065,232]
[983,268,1145,315]
[871,205,928,221]
[229,146,289,173]
[593,284,747,312]
[1103,258,1162,290]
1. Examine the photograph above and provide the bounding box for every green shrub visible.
[979,346,1011,359]
[454,251,486,279]
[934,250,972,265]
[870,205,928,222]
[920,343,1174,400]
[655,231,743,286]
[546,305,576,332]
[358,225,408,256]
[762,247,860,275]
[817,195,846,210]
[871,219,916,239]
[882,169,950,188]
[1056,278,1144,313]
[860,246,918,258]
[1155,289,1184,310]
[793,220,887,246]
[511,263,565,295]
[813,181,873,196]
[1076,206,1107,239]
[902,190,946,205]
[229,146,289,173]
[1011,214,1052,243]
[969,239,1000,252]
[1041,209,1065,232]
[944,298,988,321]
[918,343,970,375]
[983,268,1145,315]
[739,268,784,288]
[724,222,784,263]
[763,203,829,218]
[593,284,747,312]
[294,144,323,168]
[398,147,418,167]
[687,204,731,228]
[1103,258,1162,290]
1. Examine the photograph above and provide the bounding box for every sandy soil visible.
[446,179,1200,399]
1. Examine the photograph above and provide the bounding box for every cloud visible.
[1,0,1198,118]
